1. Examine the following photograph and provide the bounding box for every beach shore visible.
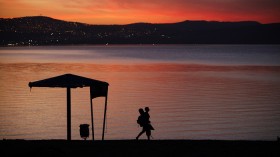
[1,139,279,157]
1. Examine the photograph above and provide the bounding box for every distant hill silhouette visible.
[0,16,279,46]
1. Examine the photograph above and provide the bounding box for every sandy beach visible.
[1,140,279,157]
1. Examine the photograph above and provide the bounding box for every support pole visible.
[102,95,108,140]
[67,87,71,140]
[90,98,94,141]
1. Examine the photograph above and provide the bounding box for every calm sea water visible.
[0,45,280,140]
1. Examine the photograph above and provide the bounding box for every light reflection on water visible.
[1,45,280,65]
[0,62,280,140]
[1,45,280,140]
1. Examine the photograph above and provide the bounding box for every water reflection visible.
[0,63,280,140]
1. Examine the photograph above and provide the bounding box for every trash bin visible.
[79,124,90,140]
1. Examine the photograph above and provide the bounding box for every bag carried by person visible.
[137,115,144,127]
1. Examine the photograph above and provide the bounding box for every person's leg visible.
[136,130,145,140]
[146,130,151,140]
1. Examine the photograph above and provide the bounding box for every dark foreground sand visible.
[1,140,279,157]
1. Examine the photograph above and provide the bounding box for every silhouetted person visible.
[136,107,154,140]
[144,107,154,139]
[144,107,151,123]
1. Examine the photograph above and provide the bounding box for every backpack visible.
[137,115,144,127]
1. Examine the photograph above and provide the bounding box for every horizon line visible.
[2,15,280,25]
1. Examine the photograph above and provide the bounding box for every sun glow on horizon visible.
[0,0,280,24]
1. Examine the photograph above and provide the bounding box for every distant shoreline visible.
[1,16,280,46]
[1,43,280,48]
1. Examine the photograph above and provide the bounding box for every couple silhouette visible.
[136,107,154,140]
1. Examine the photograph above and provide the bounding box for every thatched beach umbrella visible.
[29,73,109,141]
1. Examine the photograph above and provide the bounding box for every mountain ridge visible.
[1,16,279,46]
[1,16,268,25]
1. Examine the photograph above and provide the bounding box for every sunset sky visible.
[0,0,280,24]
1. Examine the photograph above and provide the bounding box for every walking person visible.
[144,107,151,123]
[136,107,154,140]
[144,107,154,140]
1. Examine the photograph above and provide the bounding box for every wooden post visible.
[67,87,71,140]
[90,98,94,141]
[102,95,108,140]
